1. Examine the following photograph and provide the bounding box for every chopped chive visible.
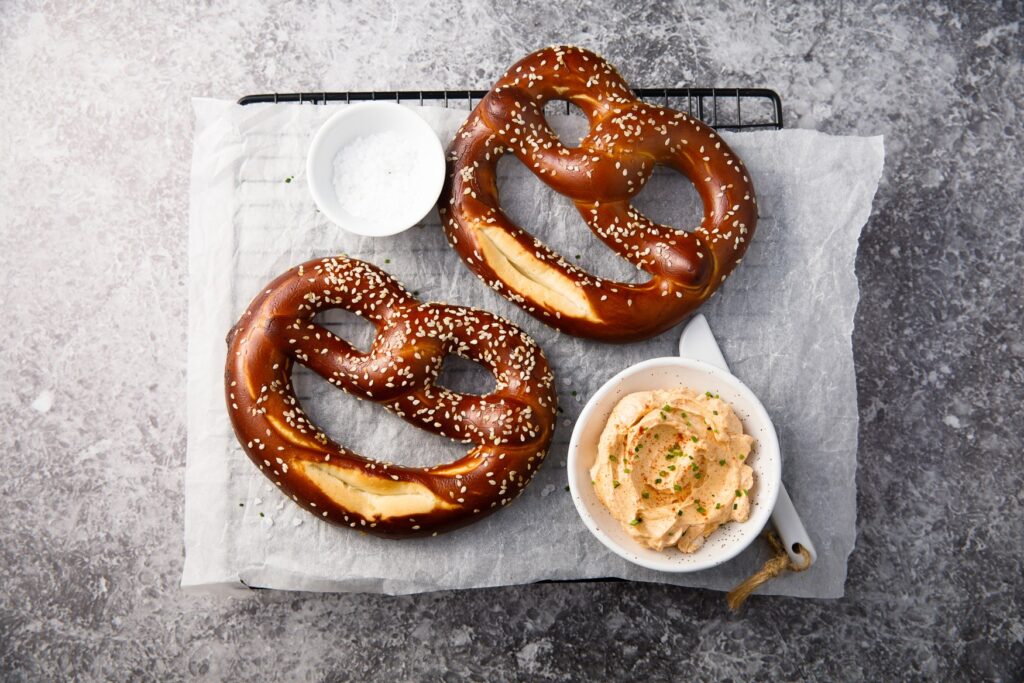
[712,410,718,415]
[667,465,676,471]
[564,485,570,491]
[629,517,641,526]
[655,478,662,484]
[641,491,650,499]
[673,484,682,492]
[608,455,618,462]
[719,459,726,466]
[613,480,621,488]
[384,258,391,264]
[691,436,698,443]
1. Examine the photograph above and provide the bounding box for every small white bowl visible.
[567,357,781,573]
[306,102,445,237]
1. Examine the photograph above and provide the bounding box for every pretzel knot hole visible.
[541,99,589,148]
[629,164,705,233]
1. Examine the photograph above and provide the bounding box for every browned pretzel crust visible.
[440,45,758,342]
[225,256,556,537]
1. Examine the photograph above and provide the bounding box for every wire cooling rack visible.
[238,88,784,131]
[228,85,783,588]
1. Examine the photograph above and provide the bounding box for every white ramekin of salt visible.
[307,102,445,237]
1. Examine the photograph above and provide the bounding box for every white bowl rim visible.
[305,101,445,237]
[567,356,782,573]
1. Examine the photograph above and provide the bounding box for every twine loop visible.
[727,531,813,610]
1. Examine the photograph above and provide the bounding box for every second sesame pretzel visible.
[441,45,758,342]
[225,256,557,537]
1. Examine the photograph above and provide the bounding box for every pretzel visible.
[225,256,556,537]
[440,45,758,342]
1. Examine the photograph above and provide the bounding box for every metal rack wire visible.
[238,87,784,131]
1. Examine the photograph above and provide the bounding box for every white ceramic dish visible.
[567,357,782,573]
[306,102,445,237]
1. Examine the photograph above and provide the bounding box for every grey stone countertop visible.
[1,1,1021,680]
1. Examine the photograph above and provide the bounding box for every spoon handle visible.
[679,314,816,567]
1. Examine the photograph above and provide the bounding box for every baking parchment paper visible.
[183,98,883,598]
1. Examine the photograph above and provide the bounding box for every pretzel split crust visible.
[440,45,758,342]
[225,256,557,537]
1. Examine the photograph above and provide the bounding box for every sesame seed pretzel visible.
[440,45,758,342]
[225,256,556,537]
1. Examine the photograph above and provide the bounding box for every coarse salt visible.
[332,131,430,225]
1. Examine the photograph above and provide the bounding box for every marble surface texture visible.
[0,1,1020,680]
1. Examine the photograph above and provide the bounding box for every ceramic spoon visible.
[678,314,817,567]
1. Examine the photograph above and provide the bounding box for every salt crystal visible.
[31,390,54,413]
[332,131,430,224]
